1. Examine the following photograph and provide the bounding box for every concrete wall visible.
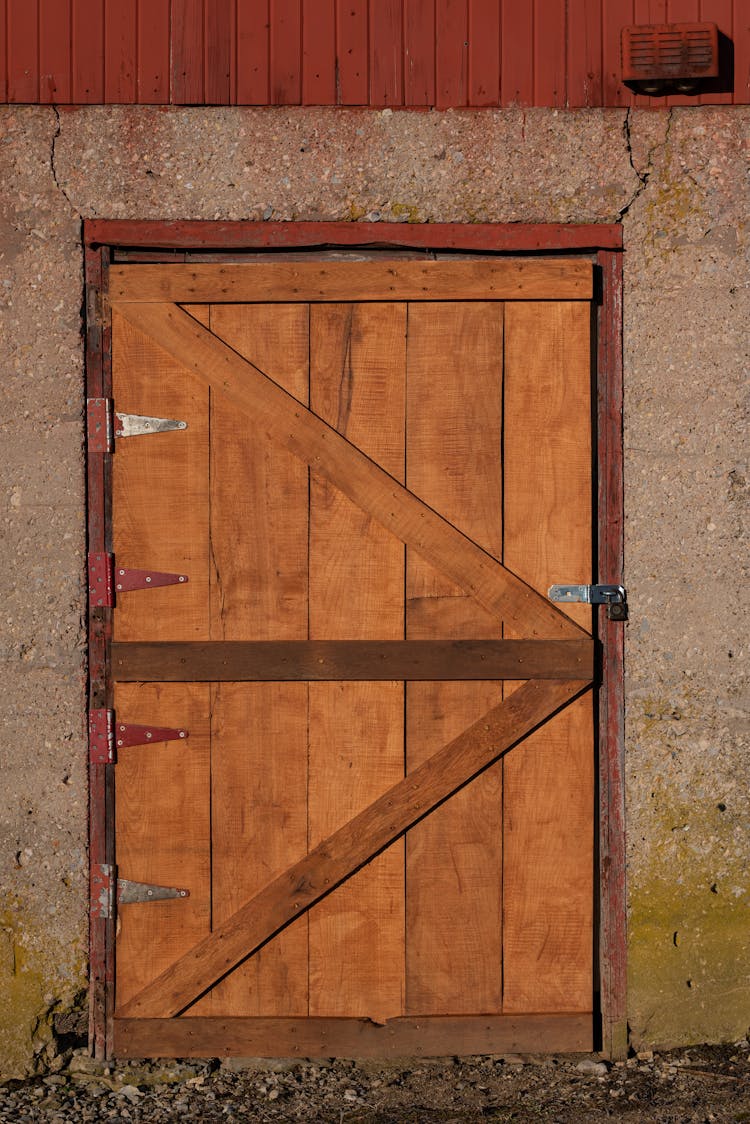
[0,104,747,1076]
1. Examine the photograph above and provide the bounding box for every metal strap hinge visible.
[89,710,189,762]
[118,880,190,905]
[87,399,187,453]
[548,583,628,621]
[90,865,190,917]
[88,553,189,608]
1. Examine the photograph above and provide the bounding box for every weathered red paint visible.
[596,248,627,1058]
[2,0,745,106]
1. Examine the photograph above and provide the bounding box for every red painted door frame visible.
[83,219,626,1060]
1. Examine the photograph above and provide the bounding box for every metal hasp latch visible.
[86,398,187,453]
[548,583,628,621]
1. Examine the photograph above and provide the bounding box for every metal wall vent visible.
[621,23,719,95]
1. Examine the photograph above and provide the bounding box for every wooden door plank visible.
[113,682,211,1013]
[114,1012,593,1058]
[502,302,594,1013]
[108,260,593,302]
[117,677,591,1019]
[307,302,406,1022]
[405,302,504,1016]
[111,307,210,643]
[204,303,310,1017]
[113,303,585,641]
[110,639,595,681]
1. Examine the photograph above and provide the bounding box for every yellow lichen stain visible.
[346,202,367,222]
[389,202,421,223]
[0,906,49,1078]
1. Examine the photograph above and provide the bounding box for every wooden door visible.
[106,259,596,1058]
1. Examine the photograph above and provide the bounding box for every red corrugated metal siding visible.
[1,0,748,106]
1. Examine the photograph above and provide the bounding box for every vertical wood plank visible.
[237,0,270,103]
[335,0,368,103]
[7,0,39,101]
[72,0,104,102]
[308,303,406,1022]
[697,0,732,105]
[567,0,602,107]
[204,0,232,103]
[502,301,594,1014]
[270,0,301,103]
[500,0,533,105]
[631,0,655,109]
[602,0,634,106]
[370,0,403,105]
[205,303,310,1016]
[112,301,211,1016]
[302,0,335,103]
[104,0,135,103]
[111,308,210,644]
[468,0,500,106]
[40,0,72,103]
[137,0,170,103]
[734,0,750,104]
[405,302,505,1016]
[404,0,435,105]
[436,0,468,108]
[114,682,212,1013]
[534,0,566,106]
[0,0,7,102]
[666,0,701,105]
[171,0,204,103]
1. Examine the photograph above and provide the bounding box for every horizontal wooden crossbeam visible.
[116,676,590,1019]
[109,260,593,303]
[111,639,594,682]
[114,302,587,641]
[114,1012,593,1058]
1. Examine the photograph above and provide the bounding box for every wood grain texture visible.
[436,0,469,107]
[336,0,368,103]
[369,0,403,104]
[110,639,595,681]
[136,0,170,102]
[404,0,436,104]
[113,301,585,641]
[117,677,589,1019]
[111,308,210,643]
[271,0,302,103]
[113,682,211,1013]
[40,0,72,102]
[204,303,310,1017]
[302,0,336,103]
[307,302,406,1022]
[114,1012,593,1057]
[237,0,270,103]
[468,0,501,105]
[204,0,233,104]
[7,0,39,101]
[502,301,594,1014]
[108,261,594,302]
[405,302,504,1016]
[72,0,104,102]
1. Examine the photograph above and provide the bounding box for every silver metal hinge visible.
[118,880,190,905]
[548,583,628,620]
[86,399,187,453]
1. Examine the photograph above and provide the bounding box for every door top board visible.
[108,260,593,303]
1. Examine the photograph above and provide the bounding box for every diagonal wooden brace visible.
[116,676,591,1019]
[113,301,587,641]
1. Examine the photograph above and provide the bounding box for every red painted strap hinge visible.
[115,722,189,749]
[88,553,189,608]
[89,708,114,764]
[90,862,115,920]
[89,709,189,762]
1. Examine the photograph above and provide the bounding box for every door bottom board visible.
[113,1013,593,1058]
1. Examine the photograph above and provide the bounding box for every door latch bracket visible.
[548,583,628,620]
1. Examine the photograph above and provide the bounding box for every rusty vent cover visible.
[622,23,718,84]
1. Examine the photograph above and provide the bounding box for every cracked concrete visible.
[0,104,748,1075]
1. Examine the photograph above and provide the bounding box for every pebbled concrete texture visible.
[0,104,747,1075]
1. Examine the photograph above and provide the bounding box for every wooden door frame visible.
[84,219,626,1061]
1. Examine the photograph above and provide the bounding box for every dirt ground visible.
[1,1042,749,1122]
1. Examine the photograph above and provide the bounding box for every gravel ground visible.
[1,1042,749,1122]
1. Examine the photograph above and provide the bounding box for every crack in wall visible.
[50,108,79,213]
[618,107,673,221]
